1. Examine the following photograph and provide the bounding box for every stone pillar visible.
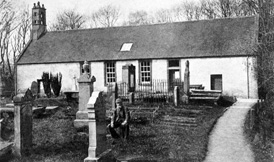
[111,83,118,109]
[174,86,179,106]
[182,60,190,104]
[13,89,34,157]
[74,60,96,129]
[84,91,111,162]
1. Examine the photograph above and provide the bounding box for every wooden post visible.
[84,91,111,162]
[13,89,34,157]
[112,83,118,109]
[74,60,96,129]
[0,118,2,140]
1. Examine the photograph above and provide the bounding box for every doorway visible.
[211,74,222,91]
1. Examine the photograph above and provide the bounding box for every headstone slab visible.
[84,91,112,162]
[30,81,38,96]
[13,89,33,157]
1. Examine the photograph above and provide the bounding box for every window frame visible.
[105,61,116,85]
[139,60,152,85]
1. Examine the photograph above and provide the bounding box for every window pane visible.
[140,61,151,83]
[105,62,116,83]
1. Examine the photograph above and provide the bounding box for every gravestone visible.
[30,81,38,98]
[182,60,190,104]
[84,91,112,162]
[13,89,34,157]
[74,60,96,129]
[174,86,179,106]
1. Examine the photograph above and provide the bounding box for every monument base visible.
[84,149,114,162]
[74,111,89,129]
[74,119,89,129]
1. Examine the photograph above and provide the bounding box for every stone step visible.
[190,96,220,100]
[155,122,198,128]
[116,155,157,162]
[190,93,221,97]
[191,89,222,94]
[163,116,197,123]
[171,108,202,114]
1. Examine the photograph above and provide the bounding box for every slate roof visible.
[17,16,258,64]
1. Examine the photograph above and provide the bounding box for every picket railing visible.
[107,80,184,105]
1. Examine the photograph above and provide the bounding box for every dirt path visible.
[204,99,257,162]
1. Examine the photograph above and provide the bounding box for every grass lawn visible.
[4,102,226,162]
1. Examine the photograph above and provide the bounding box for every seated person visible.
[108,98,130,140]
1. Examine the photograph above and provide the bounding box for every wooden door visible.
[211,75,222,91]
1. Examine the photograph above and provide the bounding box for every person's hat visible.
[115,98,122,103]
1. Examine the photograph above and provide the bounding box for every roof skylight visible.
[120,43,133,51]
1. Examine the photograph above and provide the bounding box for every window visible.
[105,62,116,84]
[140,61,151,84]
[120,43,133,51]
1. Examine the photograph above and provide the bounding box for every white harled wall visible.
[17,63,80,93]
[180,57,258,98]
[17,56,258,98]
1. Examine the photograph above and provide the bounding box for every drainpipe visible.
[247,56,250,99]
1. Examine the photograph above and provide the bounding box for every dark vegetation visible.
[244,101,274,162]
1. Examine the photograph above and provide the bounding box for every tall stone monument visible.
[13,89,34,157]
[84,91,112,162]
[182,60,190,104]
[74,60,96,129]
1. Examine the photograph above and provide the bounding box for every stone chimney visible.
[32,2,46,40]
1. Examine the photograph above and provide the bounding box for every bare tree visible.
[0,0,17,77]
[154,9,174,23]
[125,10,154,26]
[50,9,86,31]
[91,5,120,28]
[176,1,203,21]
[200,0,220,19]
[11,7,31,66]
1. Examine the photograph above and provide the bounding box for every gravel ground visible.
[204,99,257,162]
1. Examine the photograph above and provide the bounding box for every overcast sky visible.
[18,0,191,25]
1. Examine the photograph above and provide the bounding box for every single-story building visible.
[16,2,259,99]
